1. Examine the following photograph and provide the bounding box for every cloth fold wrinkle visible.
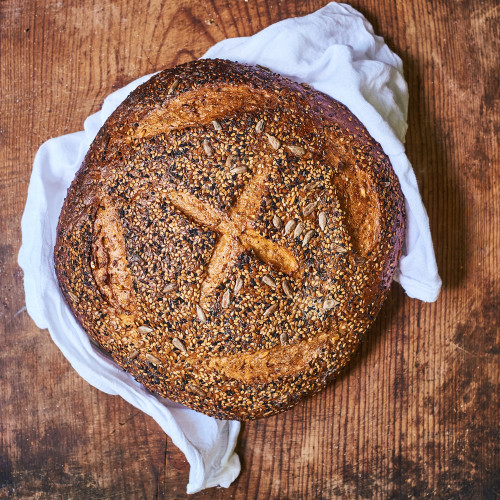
[18,2,441,495]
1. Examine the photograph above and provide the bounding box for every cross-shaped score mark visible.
[166,164,299,308]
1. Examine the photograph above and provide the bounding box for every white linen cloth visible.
[18,2,441,494]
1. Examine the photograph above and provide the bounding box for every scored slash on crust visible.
[164,163,299,312]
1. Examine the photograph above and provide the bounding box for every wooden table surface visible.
[1,0,498,498]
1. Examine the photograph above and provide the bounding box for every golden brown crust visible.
[54,59,405,420]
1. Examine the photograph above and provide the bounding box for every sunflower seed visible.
[294,221,305,238]
[305,180,320,192]
[262,275,276,287]
[163,283,176,293]
[128,349,139,360]
[354,254,366,266]
[282,280,293,299]
[302,229,315,247]
[212,120,222,131]
[203,139,213,156]
[234,277,243,295]
[383,181,391,187]
[225,154,235,168]
[284,220,296,235]
[280,332,288,345]
[286,145,306,156]
[265,133,280,150]
[263,303,278,317]
[303,200,319,217]
[230,165,247,174]
[138,325,153,334]
[318,212,327,231]
[272,214,283,229]
[196,304,207,323]
[172,337,188,354]
[322,299,339,310]
[187,384,207,397]
[333,244,348,254]
[68,291,78,303]
[222,289,231,308]
[167,79,179,94]
[146,353,161,365]
[128,253,143,264]
[255,119,265,133]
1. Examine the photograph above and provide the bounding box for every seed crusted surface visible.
[54,59,405,420]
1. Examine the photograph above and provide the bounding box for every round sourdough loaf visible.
[54,59,405,420]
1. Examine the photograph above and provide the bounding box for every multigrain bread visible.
[54,59,405,420]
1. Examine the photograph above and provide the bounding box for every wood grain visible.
[1,0,498,498]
